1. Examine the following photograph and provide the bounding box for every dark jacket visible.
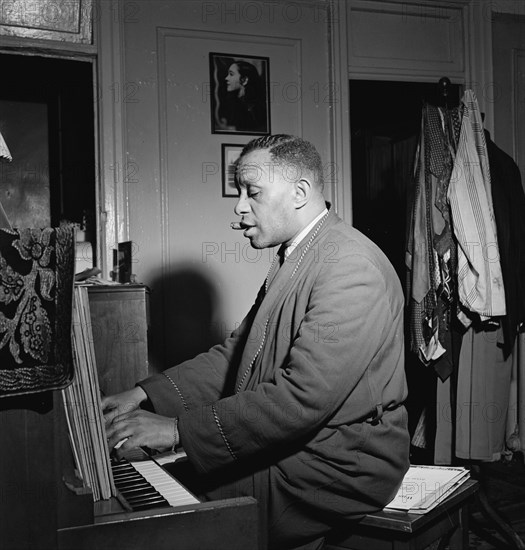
[486,132,525,357]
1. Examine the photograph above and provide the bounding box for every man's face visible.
[234,148,297,249]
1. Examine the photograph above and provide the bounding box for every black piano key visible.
[113,475,141,482]
[111,463,133,472]
[114,481,147,490]
[119,487,164,501]
[124,489,163,499]
[112,472,146,480]
[113,466,137,476]
[111,463,139,473]
[121,485,161,497]
[118,484,157,495]
[115,480,151,490]
[113,473,145,483]
[113,471,142,478]
[117,487,154,498]
[112,466,136,474]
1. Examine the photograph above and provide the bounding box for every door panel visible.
[493,13,525,184]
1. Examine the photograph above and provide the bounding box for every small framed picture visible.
[210,52,270,135]
[117,241,132,283]
[221,144,244,197]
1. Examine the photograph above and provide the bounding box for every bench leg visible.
[447,505,468,550]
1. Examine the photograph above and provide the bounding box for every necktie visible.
[278,244,287,266]
[265,245,286,291]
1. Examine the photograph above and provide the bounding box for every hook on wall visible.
[438,77,451,108]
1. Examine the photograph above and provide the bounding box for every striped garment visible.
[447,90,506,324]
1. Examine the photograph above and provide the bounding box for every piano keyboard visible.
[111,450,199,511]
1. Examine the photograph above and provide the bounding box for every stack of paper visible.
[61,285,116,502]
[385,465,470,514]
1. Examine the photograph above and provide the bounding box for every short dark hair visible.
[239,134,324,190]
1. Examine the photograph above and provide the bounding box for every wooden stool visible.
[325,479,479,550]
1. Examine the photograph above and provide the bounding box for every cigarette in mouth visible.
[230,222,243,230]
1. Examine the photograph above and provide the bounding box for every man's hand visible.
[101,386,148,426]
[101,387,177,459]
[105,408,176,460]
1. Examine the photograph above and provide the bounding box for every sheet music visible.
[61,285,116,501]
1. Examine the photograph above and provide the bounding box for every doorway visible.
[350,79,460,282]
[349,79,461,448]
[0,53,96,252]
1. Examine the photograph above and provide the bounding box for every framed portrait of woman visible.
[209,52,270,135]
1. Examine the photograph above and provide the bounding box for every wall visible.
[96,0,525,373]
[98,0,333,371]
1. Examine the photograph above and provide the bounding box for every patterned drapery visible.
[0,225,75,397]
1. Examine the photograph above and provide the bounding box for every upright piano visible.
[55,285,262,550]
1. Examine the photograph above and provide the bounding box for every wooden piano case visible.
[86,284,152,396]
[58,495,261,550]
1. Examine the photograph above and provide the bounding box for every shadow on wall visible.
[147,265,224,373]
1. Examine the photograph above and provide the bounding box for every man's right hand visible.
[101,386,148,427]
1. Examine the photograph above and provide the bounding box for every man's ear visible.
[294,178,312,209]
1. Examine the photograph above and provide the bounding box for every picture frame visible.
[210,52,270,135]
[117,241,132,283]
[221,143,244,197]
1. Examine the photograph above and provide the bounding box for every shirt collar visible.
[284,208,328,258]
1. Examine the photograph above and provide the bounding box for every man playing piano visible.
[103,134,410,550]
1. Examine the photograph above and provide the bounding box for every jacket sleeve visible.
[178,249,406,474]
[137,284,265,417]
